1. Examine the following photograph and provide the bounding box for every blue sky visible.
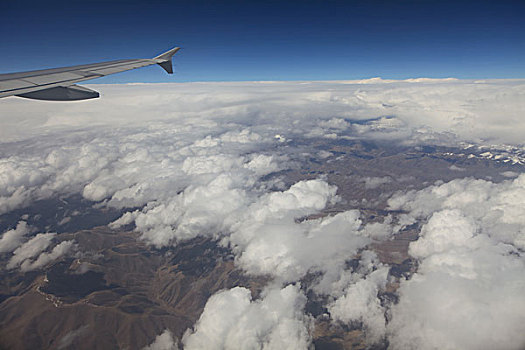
[1,0,524,82]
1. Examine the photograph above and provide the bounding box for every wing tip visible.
[154,46,180,74]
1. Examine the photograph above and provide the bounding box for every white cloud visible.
[389,236,525,350]
[143,329,179,350]
[329,266,389,344]
[6,232,75,271]
[7,233,56,269]
[113,174,381,305]
[182,284,311,350]
[409,209,477,258]
[20,240,75,272]
[449,164,465,171]
[319,118,351,130]
[251,179,338,216]
[317,150,333,159]
[388,175,525,249]
[0,221,31,253]
[182,154,242,175]
[243,154,280,176]
[387,175,525,350]
[364,176,392,189]
[231,209,370,283]
[112,173,252,247]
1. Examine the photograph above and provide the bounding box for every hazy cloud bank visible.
[0,79,524,145]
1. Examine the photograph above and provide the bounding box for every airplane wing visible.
[0,47,180,101]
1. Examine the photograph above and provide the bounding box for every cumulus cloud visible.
[182,284,311,350]
[364,176,392,189]
[111,173,252,247]
[449,164,465,171]
[230,208,371,283]
[387,175,525,350]
[329,265,389,343]
[6,232,75,271]
[0,221,31,253]
[7,233,56,269]
[388,175,525,249]
[112,175,339,247]
[143,330,179,350]
[0,125,281,217]
[113,174,385,309]
[131,174,390,348]
[20,240,75,272]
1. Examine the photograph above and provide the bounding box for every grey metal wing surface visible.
[0,47,180,101]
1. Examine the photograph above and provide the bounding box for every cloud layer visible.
[1,80,524,349]
[0,79,524,145]
[1,80,524,217]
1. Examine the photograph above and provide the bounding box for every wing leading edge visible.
[0,47,180,101]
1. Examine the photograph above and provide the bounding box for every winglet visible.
[154,47,180,74]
